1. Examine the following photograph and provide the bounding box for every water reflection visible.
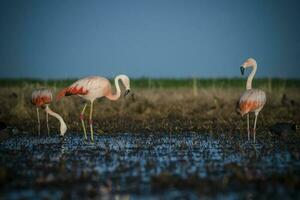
[0,133,299,199]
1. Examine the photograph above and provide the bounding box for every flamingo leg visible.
[36,107,40,136]
[247,113,250,140]
[253,112,258,142]
[89,101,94,142]
[46,111,50,136]
[80,103,88,140]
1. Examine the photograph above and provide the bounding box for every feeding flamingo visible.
[237,58,266,141]
[57,75,131,141]
[31,89,67,136]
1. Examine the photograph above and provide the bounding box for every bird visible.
[31,88,67,136]
[57,75,131,142]
[237,58,266,142]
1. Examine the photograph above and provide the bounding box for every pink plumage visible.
[31,89,67,136]
[31,88,52,107]
[57,75,131,141]
[238,58,266,142]
[238,89,266,116]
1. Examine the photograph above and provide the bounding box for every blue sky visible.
[0,0,300,79]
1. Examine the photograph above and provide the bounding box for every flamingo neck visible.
[106,76,121,101]
[45,105,67,135]
[246,63,257,90]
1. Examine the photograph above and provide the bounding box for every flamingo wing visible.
[57,81,88,100]
[56,76,108,100]
[64,85,88,96]
[238,89,266,116]
[32,89,52,106]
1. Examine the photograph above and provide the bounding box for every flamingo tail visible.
[56,88,68,101]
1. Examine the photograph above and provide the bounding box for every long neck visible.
[106,76,121,101]
[246,63,257,90]
[45,105,67,135]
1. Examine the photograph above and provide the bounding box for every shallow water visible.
[0,133,300,199]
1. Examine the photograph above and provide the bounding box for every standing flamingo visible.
[57,75,131,141]
[237,58,266,142]
[31,88,67,136]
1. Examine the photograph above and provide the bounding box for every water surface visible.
[0,133,299,199]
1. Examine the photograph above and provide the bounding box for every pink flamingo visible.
[31,89,67,136]
[57,75,131,141]
[237,58,266,141]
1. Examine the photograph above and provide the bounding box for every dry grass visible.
[0,83,299,136]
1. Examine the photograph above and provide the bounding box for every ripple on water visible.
[0,132,299,199]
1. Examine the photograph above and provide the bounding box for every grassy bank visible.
[0,78,299,136]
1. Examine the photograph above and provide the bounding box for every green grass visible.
[0,77,299,89]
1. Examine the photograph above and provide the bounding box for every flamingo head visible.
[60,122,67,136]
[118,74,131,97]
[240,58,257,75]
[124,89,131,97]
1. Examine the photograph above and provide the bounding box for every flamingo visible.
[57,75,131,141]
[31,88,67,136]
[237,58,266,142]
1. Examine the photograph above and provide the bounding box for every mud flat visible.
[1,133,300,199]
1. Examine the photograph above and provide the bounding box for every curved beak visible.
[124,89,130,97]
[240,66,245,76]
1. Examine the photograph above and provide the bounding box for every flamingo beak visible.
[124,89,130,97]
[240,66,245,76]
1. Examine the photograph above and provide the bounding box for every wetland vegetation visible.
[0,78,299,135]
[0,78,300,199]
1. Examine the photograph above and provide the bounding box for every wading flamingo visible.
[237,58,266,142]
[31,89,67,136]
[57,75,131,141]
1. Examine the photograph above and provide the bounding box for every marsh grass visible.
[0,78,299,136]
[1,78,300,88]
